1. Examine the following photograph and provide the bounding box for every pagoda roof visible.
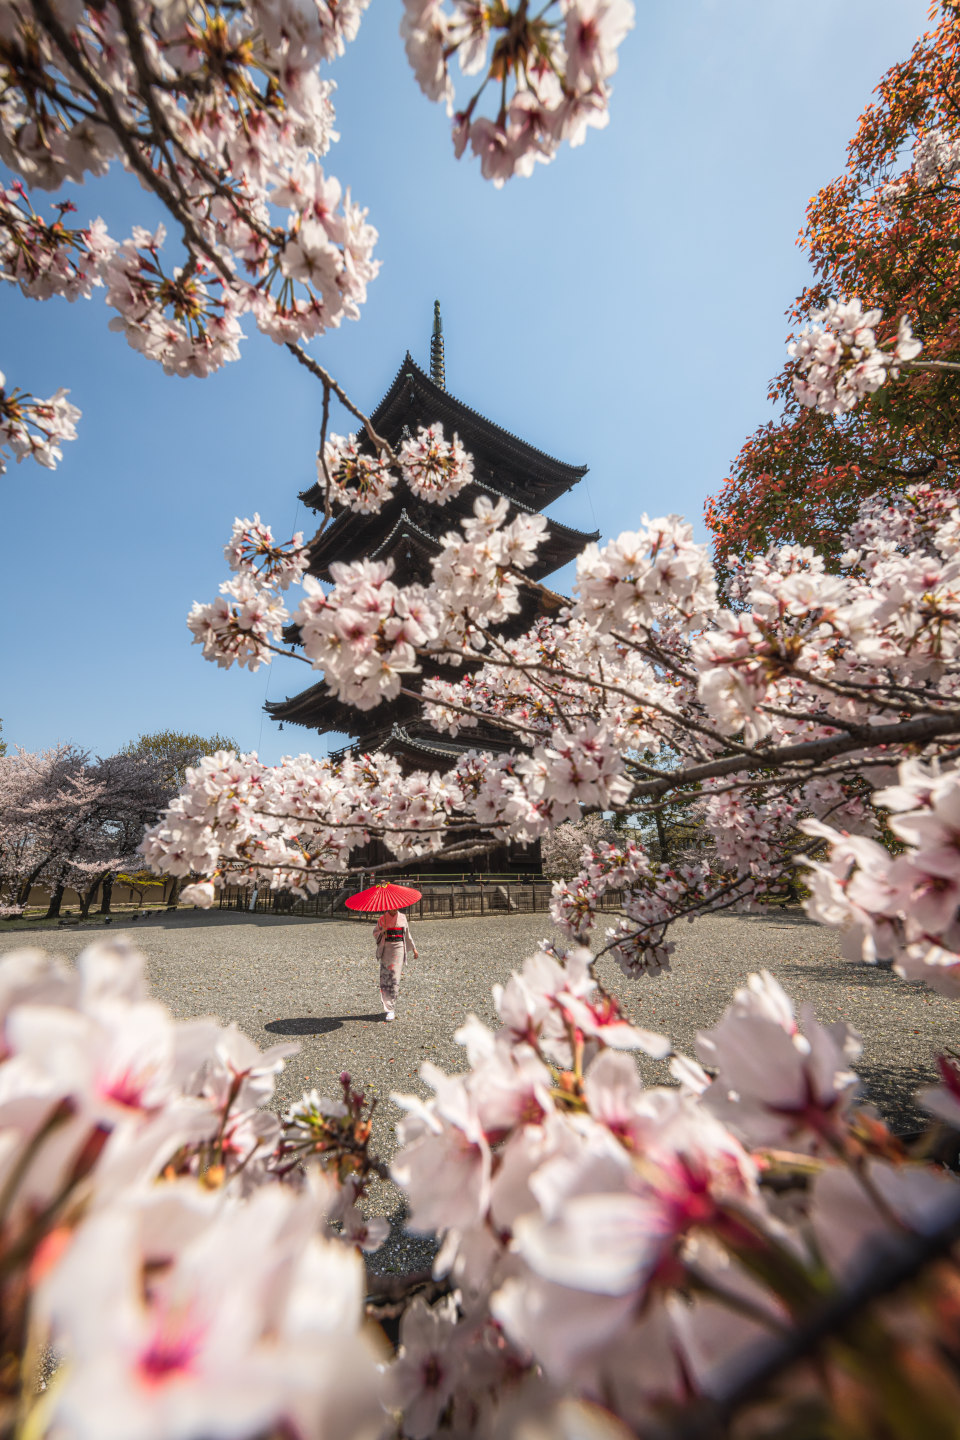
[267,681,423,736]
[300,354,587,514]
[304,503,596,585]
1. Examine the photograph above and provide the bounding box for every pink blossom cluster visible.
[321,432,398,513]
[401,0,633,185]
[101,224,246,378]
[185,512,308,669]
[295,559,440,708]
[788,299,923,415]
[575,513,717,632]
[223,512,309,589]
[320,423,473,513]
[0,186,108,301]
[1,0,379,389]
[802,758,960,997]
[0,939,388,1439]
[384,949,960,1433]
[397,421,474,504]
[429,496,549,641]
[8,939,960,1434]
[0,369,81,473]
[913,126,960,188]
[140,747,468,884]
[185,493,549,702]
[186,574,290,671]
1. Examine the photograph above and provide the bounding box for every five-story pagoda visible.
[266,305,598,871]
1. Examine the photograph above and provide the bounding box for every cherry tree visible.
[0,0,632,477]
[541,811,618,880]
[141,478,960,1001]
[0,745,169,916]
[0,743,81,911]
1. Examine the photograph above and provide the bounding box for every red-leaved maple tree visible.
[706,0,960,564]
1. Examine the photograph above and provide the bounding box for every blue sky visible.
[2,0,930,764]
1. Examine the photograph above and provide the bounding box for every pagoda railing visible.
[218,876,625,922]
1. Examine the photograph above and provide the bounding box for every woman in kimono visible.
[374,907,418,1020]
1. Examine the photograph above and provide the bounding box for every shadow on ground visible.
[725,911,819,928]
[773,959,902,988]
[265,1013,385,1035]
[858,1059,940,1135]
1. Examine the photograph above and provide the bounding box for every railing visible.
[218,878,625,922]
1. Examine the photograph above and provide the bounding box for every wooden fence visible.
[218,878,624,922]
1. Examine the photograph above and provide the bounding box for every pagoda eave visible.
[305,506,597,584]
[331,721,519,772]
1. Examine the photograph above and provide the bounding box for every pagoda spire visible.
[430,300,446,390]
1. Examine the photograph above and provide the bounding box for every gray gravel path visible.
[2,909,957,1273]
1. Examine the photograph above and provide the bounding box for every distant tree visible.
[0,745,79,908]
[120,731,237,907]
[0,721,6,757]
[115,869,167,907]
[0,748,168,917]
[120,730,238,790]
[541,813,619,880]
[705,4,960,565]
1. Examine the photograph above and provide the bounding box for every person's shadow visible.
[264,1013,385,1035]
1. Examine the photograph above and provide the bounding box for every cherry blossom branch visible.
[662,1202,960,1440]
[628,711,960,800]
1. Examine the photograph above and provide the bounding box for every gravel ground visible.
[2,908,957,1274]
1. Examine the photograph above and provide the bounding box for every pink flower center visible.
[100,1066,152,1110]
[138,1315,206,1387]
[421,1355,444,1391]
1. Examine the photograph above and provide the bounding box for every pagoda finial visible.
[430,300,446,390]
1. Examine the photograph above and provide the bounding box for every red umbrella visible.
[344,882,422,912]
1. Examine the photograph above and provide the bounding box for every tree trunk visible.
[45,882,65,920]
[99,873,114,915]
[79,870,110,919]
[17,855,53,908]
[166,876,181,910]
[653,809,669,866]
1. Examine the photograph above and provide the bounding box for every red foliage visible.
[706,2,960,566]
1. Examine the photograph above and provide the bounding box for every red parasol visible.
[344,882,422,913]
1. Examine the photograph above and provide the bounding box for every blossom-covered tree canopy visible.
[0,0,633,480]
[0,744,170,916]
[705,1,960,564]
[146,482,960,1003]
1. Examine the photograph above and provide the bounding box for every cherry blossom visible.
[401,0,633,185]
[321,432,398,513]
[0,369,80,473]
[695,970,863,1151]
[802,760,960,997]
[1,0,381,473]
[788,299,923,415]
[913,126,960,188]
[397,422,474,505]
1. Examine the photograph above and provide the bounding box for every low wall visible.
[19,879,173,913]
